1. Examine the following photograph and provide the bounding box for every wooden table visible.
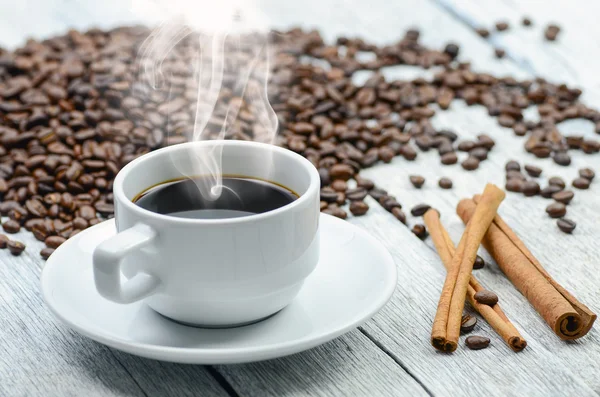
[1,0,599,395]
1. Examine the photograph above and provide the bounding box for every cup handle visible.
[93,223,161,304]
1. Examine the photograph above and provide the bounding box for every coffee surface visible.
[134,176,298,219]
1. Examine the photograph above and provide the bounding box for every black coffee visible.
[134,176,298,219]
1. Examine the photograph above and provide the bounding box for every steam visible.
[134,0,278,200]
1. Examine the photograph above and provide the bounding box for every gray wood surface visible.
[0,0,599,396]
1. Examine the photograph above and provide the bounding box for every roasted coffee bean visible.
[329,164,354,181]
[546,202,567,218]
[79,205,97,220]
[438,177,453,189]
[557,218,576,234]
[474,290,499,306]
[572,177,591,190]
[411,204,431,217]
[392,207,407,224]
[544,24,561,41]
[465,335,490,350]
[381,198,401,211]
[541,185,562,198]
[356,177,375,190]
[444,43,460,59]
[331,179,347,192]
[494,48,506,59]
[552,190,574,204]
[505,179,523,192]
[495,21,509,31]
[579,168,595,181]
[2,219,21,234]
[369,188,388,201]
[461,157,479,171]
[349,201,369,216]
[522,17,532,26]
[323,204,347,220]
[548,177,566,189]
[440,152,458,165]
[553,152,571,166]
[346,188,368,201]
[470,147,488,161]
[473,255,485,270]
[0,234,8,249]
[45,236,66,249]
[522,180,540,196]
[476,28,490,38]
[524,164,542,177]
[40,247,55,260]
[409,175,425,188]
[505,160,521,172]
[7,240,25,256]
[461,315,477,334]
[411,224,428,240]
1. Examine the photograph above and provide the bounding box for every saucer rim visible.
[41,213,397,364]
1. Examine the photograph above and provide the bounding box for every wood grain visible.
[0,0,599,396]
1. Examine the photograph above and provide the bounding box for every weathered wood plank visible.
[0,0,599,396]
[217,331,430,397]
[0,243,147,397]
[350,201,597,397]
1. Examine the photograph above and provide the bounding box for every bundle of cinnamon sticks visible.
[426,183,596,353]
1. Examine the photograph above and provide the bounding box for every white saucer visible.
[41,214,397,364]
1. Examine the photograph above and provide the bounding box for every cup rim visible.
[113,140,320,225]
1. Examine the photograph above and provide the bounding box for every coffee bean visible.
[440,152,458,165]
[331,179,347,192]
[411,224,428,240]
[505,160,521,172]
[473,255,485,270]
[505,179,523,193]
[329,164,354,181]
[392,207,407,224]
[495,21,509,31]
[346,187,368,201]
[552,190,574,204]
[461,157,479,171]
[45,236,67,249]
[323,204,347,219]
[2,219,21,234]
[465,335,490,350]
[579,168,595,181]
[356,178,375,190]
[541,185,562,198]
[349,201,369,216]
[409,175,425,188]
[381,198,401,211]
[40,247,55,260]
[524,164,542,177]
[0,234,8,249]
[494,48,506,59]
[572,177,591,190]
[544,24,561,41]
[522,17,533,26]
[522,181,540,196]
[461,315,477,334]
[438,177,453,189]
[476,28,490,38]
[548,177,566,189]
[470,147,488,161]
[474,290,499,306]
[546,202,567,218]
[553,152,571,166]
[411,204,431,217]
[444,43,460,59]
[369,188,388,201]
[557,218,576,234]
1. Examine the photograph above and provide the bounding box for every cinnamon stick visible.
[430,184,505,352]
[424,209,527,352]
[457,197,596,340]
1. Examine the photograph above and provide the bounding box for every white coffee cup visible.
[93,141,320,327]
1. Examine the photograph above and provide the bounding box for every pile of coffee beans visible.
[0,25,597,258]
[504,160,593,233]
